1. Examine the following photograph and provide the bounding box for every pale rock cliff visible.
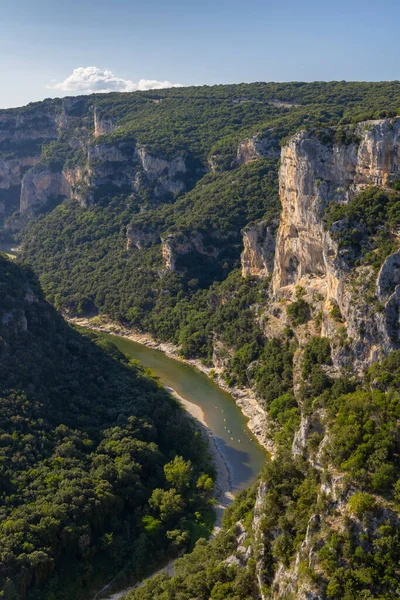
[20,167,71,213]
[272,117,400,370]
[136,147,187,196]
[0,99,189,223]
[0,105,59,221]
[94,108,117,137]
[241,220,276,278]
[237,132,280,164]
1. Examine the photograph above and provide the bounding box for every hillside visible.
[0,256,214,600]
[1,81,400,599]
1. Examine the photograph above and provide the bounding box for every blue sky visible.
[1,0,399,108]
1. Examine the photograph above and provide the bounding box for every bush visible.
[286,298,310,326]
[347,492,377,518]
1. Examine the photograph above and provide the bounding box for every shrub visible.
[347,492,376,518]
[286,298,310,326]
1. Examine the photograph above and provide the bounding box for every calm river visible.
[106,334,266,491]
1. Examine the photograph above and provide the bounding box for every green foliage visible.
[323,388,400,492]
[127,485,260,600]
[325,186,400,268]
[286,298,311,326]
[302,336,332,378]
[347,492,377,517]
[329,304,343,322]
[0,255,214,599]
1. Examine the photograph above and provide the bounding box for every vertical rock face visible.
[0,105,59,221]
[136,147,187,196]
[272,117,400,370]
[20,168,71,213]
[0,98,191,223]
[126,225,160,250]
[241,220,276,278]
[93,108,117,137]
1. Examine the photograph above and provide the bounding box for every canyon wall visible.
[0,98,190,225]
[268,118,400,371]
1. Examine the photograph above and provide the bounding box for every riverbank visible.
[164,386,234,533]
[93,387,231,600]
[68,316,273,454]
[86,328,234,600]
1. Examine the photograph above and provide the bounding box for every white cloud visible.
[48,66,183,95]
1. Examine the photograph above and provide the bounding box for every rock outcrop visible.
[161,231,219,272]
[126,225,160,250]
[94,108,117,137]
[20,167,69,213]
[241,220,276,278]
[136,147,187,196]
[0,98,190,225]
[272,117,400,370]
[237,132,280,164]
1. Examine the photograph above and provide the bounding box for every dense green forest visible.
[0,255,215,600]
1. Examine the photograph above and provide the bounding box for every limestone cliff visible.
[94,108,117,137]
[241,220,276,278]
[0,98,190,224]
[126,225,160,250]
[271,117,400,371]
[20,167,70,213]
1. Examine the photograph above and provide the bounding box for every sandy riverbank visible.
[164,386,234,533]
[94,387,232,600]
[68,316,273,454]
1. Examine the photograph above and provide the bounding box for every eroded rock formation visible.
[161,232,220,272]
[0,99,190,225]
[237,131,280,164]
[126,225,160,250]
[271,117,400,370]
[241,220,276,278]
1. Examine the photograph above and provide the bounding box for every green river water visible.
[106,334,266,491]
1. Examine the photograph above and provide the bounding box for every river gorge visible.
[106,333,266,492]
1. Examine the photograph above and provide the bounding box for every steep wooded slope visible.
[0,256,214,600]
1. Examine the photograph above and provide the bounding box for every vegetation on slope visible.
[325,185,400,268]
[128,346,400,600]
[17,81,400,338]
[0,255,215,600]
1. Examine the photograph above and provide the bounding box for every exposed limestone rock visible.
[161,232,219,272]
[253,481,268,600]
[237,132,280,164]
[0,105,58,144]
[223,522,252,568]
[376,250,400,299]
[272,117,400,370]
[0,156,39,190]
[0,99,190,224]
[126,225,160,250]
[56,97,87,130]
[241,220,276,278]
[0,106,59,220]
[20,167,70,213]
[271,513,322,600]
[136,147,187,195]
[94,108,117,137]
[212,341,231,370]
[292,414,311,457]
